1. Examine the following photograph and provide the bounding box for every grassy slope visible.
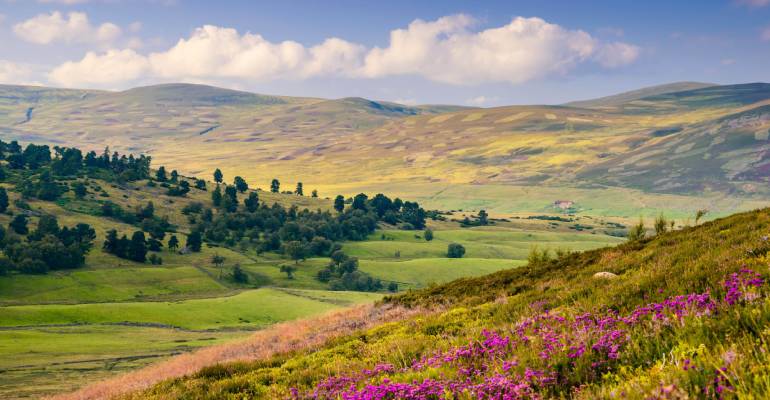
[124,207,770,399]
[2,83,770,217]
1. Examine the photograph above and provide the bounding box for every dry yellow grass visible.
[49,304,425,400]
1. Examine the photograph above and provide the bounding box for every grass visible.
[344,228,622,261]
[113,207,770,400]
[358,258,526,288]
[0,325,245,400]
[0,266,228,305]
[0,288,381,330]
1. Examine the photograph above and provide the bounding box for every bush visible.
[447,243,465,258]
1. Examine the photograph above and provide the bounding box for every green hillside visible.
[114,207,770,400]
[0,139,622,399]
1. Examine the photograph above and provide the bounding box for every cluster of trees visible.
[316,250,397,292]
[460,210,489,227]
[0,215,96,275]
[103,228,182,264]
[335,193,426,229]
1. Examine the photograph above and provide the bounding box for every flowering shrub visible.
[294,271,761,400]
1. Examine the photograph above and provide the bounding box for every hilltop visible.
[60,206,770,399]
[0,82,768,220]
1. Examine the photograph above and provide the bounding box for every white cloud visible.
[0,61,33,84]
[465,96,498,106]
[48,49,149,87]
[45,15,639,89]
[360,15,637,85]
[594,42,640,68]
[13,11,121,45]
[38,0,92,4]
[128,21,143,33]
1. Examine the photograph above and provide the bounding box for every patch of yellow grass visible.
[494,111,533,124]
[461,112,485,122]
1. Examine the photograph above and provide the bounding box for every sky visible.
[0,0,769,106]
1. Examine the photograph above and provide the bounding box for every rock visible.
[593,271,618,280]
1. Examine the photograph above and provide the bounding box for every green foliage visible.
[447,243,465,258]
[628,218,646,241]
[654,213,669,235]
[213,168,223,184]
[424,228,433,241]
[334,195,345,213]
[0,188,7,213]
[234,176,248,193]
[271,179,280,193]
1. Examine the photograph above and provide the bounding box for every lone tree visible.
[170,170,179,183]
[295,182,304,196]
[333,195,345,213]
[424,228,434,241]
[211,254,226,278]
[477,210,489,226]
[168,235,179,252]
[213,168,223,184]
[447,243,466,258]
[194,179,206,190]
[270,179,280,193]
[234,176,248,193]
[311,189,318,198]
[280,264,297,279]
[186,231,202,252]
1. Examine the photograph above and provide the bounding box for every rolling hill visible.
[58,206,770,400]
[1,82,769,217]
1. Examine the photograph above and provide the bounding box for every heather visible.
[120,208,770,399]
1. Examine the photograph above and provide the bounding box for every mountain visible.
[63,207,770,399]
[1,82,769,213]
[564,81,715,108]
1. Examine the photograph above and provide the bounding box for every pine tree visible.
[129,231,147,262]
[212,184,223,207]
[186,231,202,252]
[270,179,280,193]
[168,235,179,252]
[334,195,345,213]
[295,182,304,196]
[213,168,223,184]
[0,187,8,213]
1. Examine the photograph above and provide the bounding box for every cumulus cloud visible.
[0,61,33,84]
[465,96,498,106]
[46,15,640,88]
[49,49,149,87]
[13,11,121,45]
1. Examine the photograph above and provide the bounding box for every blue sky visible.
[0,0,769,106]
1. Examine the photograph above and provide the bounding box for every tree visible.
[477,210,489,226]
[156,166,167,182]
[280,264,297,279]
[387,282,399,292]
[695,209,708,225]
[186,231,202,252]
[211,185,223,207]
[9,214,28,235]
[195,179,207,190]
[424,228,434,241]
[447,243,465,258]
[311,189,318,198]
[270,179,280,193]
[213,168,223,184]
[73,181,87,198]
[232,264,248,283]
[654,214,668,235]
[0,187,7,213]
[211,254,226,278]
[334,195,345,213]
[170,170,178,183]
[129,231,147,262]
[295,182,304,196]
[244,192,259,212]
[233,176,248,193]
[352,193,368,211]
[283,240,307,263]
[168,235,179,252]
[628,219,646,241]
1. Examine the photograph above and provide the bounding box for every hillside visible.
[0,140,623,399]
[75,207,770,400]
[0,82,768,219]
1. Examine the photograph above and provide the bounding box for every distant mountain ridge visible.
[1,81,770,199]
